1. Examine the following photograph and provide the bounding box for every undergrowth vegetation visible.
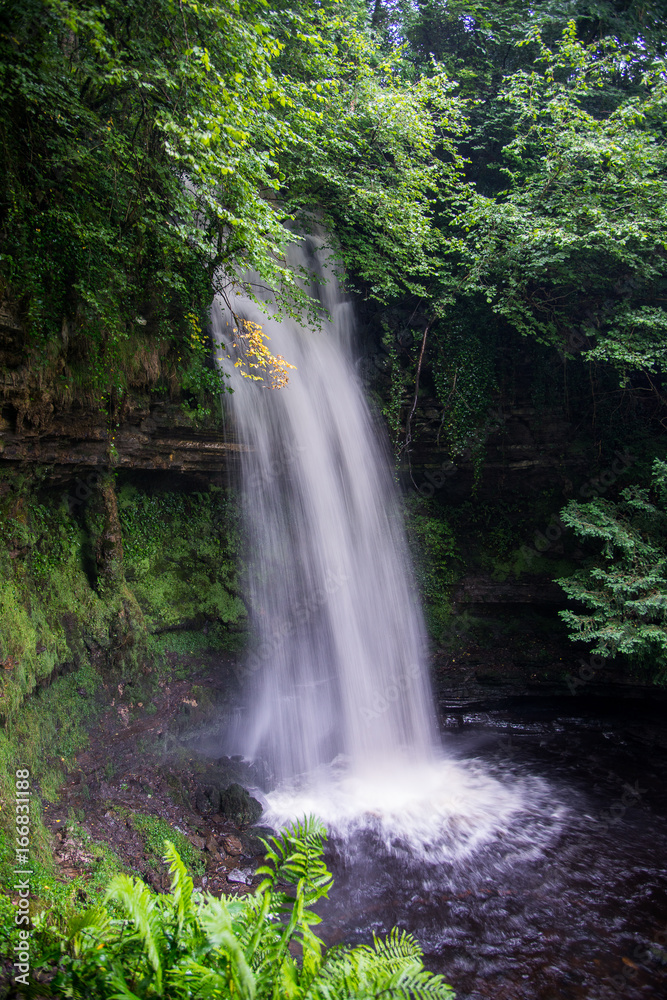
[405,496,458,645]
[129,813,206,877]
[0,821,125,962]
[558,458,667,682]
[29,819,454,1000]
[0,473,111,720]
[0,473,246,878]
[0,475,245,716]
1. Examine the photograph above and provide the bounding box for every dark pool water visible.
[315,703,667,1000]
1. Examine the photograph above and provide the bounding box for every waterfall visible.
[211,236,549,861]
[212,237,436,780]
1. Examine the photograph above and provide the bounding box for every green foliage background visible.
[2,0,667,452]
[2,0,667,985]
[558,459,667,680]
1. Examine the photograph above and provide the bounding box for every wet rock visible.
[219,783,262,826]
[194,783,223,816]
[195,788,211,814]
[221,834,243,856]
[165,771,190,807]
[227,867,254,885]
[205,834,218,853]
[192,756,267,819]
[242,827,273,855]
[187,833,206,850]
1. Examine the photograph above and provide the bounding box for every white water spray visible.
[212,237,554,861]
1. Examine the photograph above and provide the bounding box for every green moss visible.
[130,813,205,876]
[0,477,245,724]
[0,660,103,854]
[0,475,138,855]
[150,625,246,659]
[0,820,125,926]
[405,496,459,642]
[0,475,125,719]
[0,474,247,882]
[118,484,246,634]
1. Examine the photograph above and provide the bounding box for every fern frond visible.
[164,839,195,932]
[44,817,456,1000]
[106,963,144,1000]
[198,894,234,946]
[308,929,455,1000]
[198,896,257,998]
[371,927,424,967]
[170,959,255,1000]
[258,816,332,904]
[287,816,328,841]
[105,874,165,990]
[66,905,112,957]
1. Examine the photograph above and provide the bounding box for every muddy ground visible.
[41,651,274,900]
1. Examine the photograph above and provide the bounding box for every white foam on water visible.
[261,753,563,865]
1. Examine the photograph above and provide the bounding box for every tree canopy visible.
[2,0,667,667]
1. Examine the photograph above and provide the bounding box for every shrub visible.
[557,458,667,682]
[130,813,205,877]
[32,818,454,999]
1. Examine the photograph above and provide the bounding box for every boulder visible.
[221,834,243,855]
[219,783,262,826]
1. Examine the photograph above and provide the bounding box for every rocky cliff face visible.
[358,323,663,700]
[0,303,246,477]
[0,393,244,474]
[1,303,663,703]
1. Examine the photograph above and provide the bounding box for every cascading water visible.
[211,236,560,861]
[213,237,435,777]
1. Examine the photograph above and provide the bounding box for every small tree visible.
[557,459,667,682]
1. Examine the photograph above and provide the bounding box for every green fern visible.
[33,820,455,1000]
[104,874,166,991]
[308,929,455,1000]
[163,840,195,933]
[256,815,332,901]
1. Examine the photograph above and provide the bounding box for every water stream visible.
[210,236,559,860]
[313,705,667,1000]
[212,236,435,783]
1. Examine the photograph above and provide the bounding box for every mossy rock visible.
[219,783,262,826]
[194,780,262,825]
